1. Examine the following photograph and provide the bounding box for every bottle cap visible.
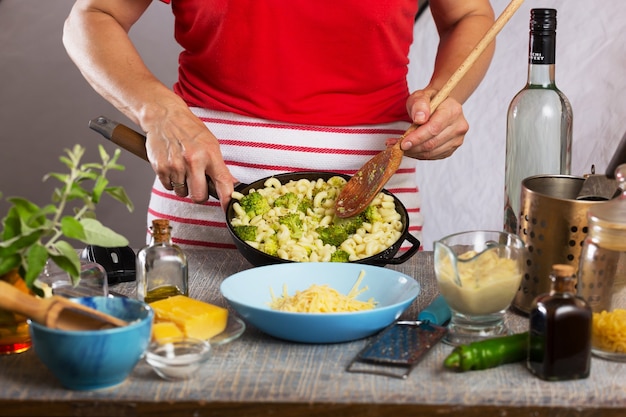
[152,219,170,229]
[151,219,172,241]
[530,8,557,32]
[551,264,575,278]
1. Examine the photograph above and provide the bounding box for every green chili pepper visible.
[443,332,529,372]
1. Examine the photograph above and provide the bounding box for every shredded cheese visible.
[268,270,376,313]
[592,309,626,353]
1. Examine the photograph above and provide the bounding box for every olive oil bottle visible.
[136,219,188,303]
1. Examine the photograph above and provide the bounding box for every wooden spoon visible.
[335,0,525,218]
[0,281,128,331]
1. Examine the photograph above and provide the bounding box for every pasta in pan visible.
[229,176,403,262]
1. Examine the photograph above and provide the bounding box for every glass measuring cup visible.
[434,230,525,345]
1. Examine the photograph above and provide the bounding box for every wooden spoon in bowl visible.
[335,0,525,218]
[0,281,128,331]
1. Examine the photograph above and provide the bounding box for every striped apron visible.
[147,108,423,252]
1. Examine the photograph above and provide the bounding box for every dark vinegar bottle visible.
[527,264,592,381]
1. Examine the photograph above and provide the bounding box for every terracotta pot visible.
[0,270,32,355]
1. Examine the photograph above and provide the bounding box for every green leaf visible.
[58,155,74,170]
[105,186,134,212]
[43,172,69,184]
[0,254,21,277]
[1,208,21,241]
[91,176,109,204]
[0,229,44,257]
[49,241,81,281]
[65,183,90,202]
[22,243,48,287]
[7,197,40,217]
[80,218,129,247]
[60,216,86,240]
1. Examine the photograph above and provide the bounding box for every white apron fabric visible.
[147,108,423,251]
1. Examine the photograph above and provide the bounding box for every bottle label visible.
[529,33,556,65]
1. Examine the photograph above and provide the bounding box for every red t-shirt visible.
[162,0,417,126]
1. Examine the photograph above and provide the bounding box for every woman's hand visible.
[143,104,239,212]
[387,88,469,160]
[392,0,494,160]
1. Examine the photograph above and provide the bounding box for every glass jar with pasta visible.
[577,164,626,361]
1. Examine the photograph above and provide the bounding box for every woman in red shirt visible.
[63,0,495,250]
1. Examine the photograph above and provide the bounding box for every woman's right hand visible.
[142,102,239,212]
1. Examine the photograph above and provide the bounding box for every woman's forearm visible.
[62,0,187,131]
[428,0,496,104]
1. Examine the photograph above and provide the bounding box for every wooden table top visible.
[1,250,625,417]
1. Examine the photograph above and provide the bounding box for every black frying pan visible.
[88,116,420,266]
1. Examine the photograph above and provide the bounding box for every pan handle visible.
[382,233,421,265]
[88,116,220,200]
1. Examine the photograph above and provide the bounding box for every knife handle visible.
[417,295,451,326]
[606,130,626,179]
[88,116,220,200]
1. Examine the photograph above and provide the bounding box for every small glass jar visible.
[136,219,188,303]
[577,164,626,361]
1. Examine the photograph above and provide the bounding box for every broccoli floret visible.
[332,214,364,235]
[297,198,314,214]
[262,234,279,256]
[274,192,299,211]
[364,205,383,223]
[316,225,348,247]
[232,225,257,242]
[278,213,303,239]
[239,191,271,218]
[330,249,350,263]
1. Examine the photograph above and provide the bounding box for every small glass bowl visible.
[145,337,211,380]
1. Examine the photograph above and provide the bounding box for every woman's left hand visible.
[387,88,469,160]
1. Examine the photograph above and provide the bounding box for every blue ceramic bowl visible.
[29,296,153,390]
[220,263,420,343]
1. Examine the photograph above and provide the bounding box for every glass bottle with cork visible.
[136,219,188,303]
[504,8,572,234]
[527,264,591,380]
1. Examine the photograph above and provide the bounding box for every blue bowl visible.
[220,263,420,343]
[29,297,153,390]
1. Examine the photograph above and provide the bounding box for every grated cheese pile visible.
[592,309,626,353]
[268,270,376,313]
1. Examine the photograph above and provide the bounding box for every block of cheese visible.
[151,321,184,342]
[149,295,229,340]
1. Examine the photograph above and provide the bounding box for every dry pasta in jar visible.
[229,176,403,262]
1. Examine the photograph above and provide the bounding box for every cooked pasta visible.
[592,309,626,353]
[268,270,376,313]
[229,175,403,262]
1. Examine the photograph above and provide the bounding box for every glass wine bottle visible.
[504,8,572,234]
[136,219,188,303]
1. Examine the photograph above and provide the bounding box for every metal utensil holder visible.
[514,175,604,314]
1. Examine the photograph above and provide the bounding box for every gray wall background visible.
[1,0,625,251]
[0,0,177,249]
